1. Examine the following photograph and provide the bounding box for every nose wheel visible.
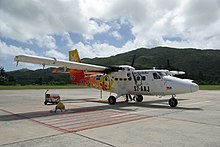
[169,96,178,107]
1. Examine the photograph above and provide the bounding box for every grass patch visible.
[0,85,87,90]
[199,85,220,90]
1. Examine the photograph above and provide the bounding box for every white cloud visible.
[110,31,122,40]
[33,35,57,50]
[82,20,111,40]
[0,0,86,41]
[0,40,36,58]
[0,40,40,70]
[61,32,74,48]
[74,42,119,59]
[1,0,220,49]
[0,0,220,69]
[0,0,111,42]
[94,0,220,49]
[45,49,67,60]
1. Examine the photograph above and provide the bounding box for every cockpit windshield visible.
[158,72,168,77]
[154,72,171,79]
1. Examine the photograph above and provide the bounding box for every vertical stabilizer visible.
[69,49,80,62]
[69,49,85,85]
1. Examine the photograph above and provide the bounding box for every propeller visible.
[101,54,137,74]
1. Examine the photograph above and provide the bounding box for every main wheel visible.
[169,98,178,107]
[108,96,116,105]
[135,95,143,102]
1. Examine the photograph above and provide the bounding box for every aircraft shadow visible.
[0,98,202,122]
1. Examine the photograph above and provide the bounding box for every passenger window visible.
[119,78,122,81]
[115,78,118,81]
[124,78,127,81]
[142,76,146,81]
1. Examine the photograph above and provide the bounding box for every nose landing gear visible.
[169,95,178,107]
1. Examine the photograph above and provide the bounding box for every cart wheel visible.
[44,101,48,105]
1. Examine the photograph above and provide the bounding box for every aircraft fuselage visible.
[106,66,199,97]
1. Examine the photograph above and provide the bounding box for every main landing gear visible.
[169,95,178,107]
[108,94,178,107]
[108,94,144,105]
[134,95,143,102]
[108,96,117,105]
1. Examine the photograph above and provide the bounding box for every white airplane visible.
[14,49,199,107]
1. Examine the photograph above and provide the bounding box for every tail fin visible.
[69,49,85,85]
[69,49,80,62]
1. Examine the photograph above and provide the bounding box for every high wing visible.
[14,55,107,72]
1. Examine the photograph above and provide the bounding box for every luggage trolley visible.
[44,90,60,105]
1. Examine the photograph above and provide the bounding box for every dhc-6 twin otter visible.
[14,49,199,107]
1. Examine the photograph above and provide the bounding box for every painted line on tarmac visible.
[0,108,69,133]
[0,108,152,133]
[35,109,151,132]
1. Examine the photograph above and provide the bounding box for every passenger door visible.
[150,72,164,94]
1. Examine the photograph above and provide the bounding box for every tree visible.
[0,67,6,76]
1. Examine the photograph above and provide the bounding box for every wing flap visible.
[14,55,107,71]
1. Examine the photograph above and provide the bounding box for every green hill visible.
[3,46,220,85]
[6,68,70,85]
[82,47,220,84]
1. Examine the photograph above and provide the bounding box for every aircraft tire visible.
[136,95,143,102]
[108,96,116,105]
[169,98,178,107]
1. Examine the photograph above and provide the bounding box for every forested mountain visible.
[2,47,220,85]
[6,68,70,85]
[82,47,220,84]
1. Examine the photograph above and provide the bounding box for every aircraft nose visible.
[190,82,199,92]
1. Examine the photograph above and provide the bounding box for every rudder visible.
[69,49,85,85]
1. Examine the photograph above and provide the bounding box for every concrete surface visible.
[0,89,219,147]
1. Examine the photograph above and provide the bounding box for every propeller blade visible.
[131,54,136,67]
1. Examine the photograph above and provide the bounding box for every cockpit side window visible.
[153,72,161,79]
[158,72,166,77]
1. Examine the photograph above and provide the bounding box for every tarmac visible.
[0,89,219,147]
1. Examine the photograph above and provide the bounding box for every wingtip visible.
[14,56,18,61]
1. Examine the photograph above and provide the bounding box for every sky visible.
[0,0,220,71]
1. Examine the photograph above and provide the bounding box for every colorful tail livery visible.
[68,49,113,91]
[69,49,84,84]
[14,49,198,107]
